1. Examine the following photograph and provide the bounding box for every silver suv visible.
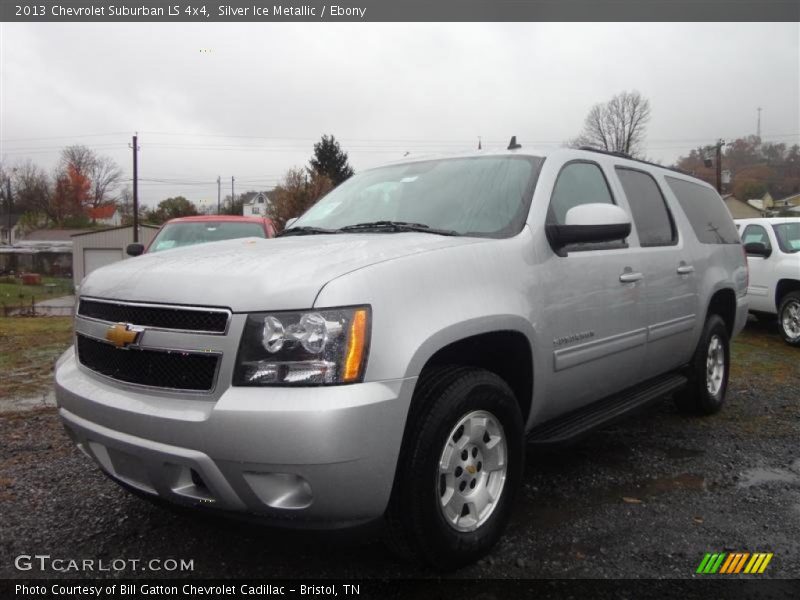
[55,146,748,568]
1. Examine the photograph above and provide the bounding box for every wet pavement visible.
[1,320,798,579]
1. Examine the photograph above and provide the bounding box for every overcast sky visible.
[1,22,798,208]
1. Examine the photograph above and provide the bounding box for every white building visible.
[242,192,271,217]
[71,224,159,285]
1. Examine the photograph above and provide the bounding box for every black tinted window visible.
[548,162,614,225]
[665,177,739,244]
[616,168,676,246]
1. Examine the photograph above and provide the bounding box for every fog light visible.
[243,472,313,510]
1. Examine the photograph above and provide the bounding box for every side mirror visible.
[744,241,771,258]
[126,243,145,257]
[546,203,631,249]
[284,217,298,229]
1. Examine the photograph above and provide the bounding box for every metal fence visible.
[1,299,75,317]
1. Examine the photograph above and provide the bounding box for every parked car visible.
[735,217,800,345]
[126,215,277,256]
[56,146,747,568]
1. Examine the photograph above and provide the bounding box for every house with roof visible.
[773,192,800,211]
[242,192,272,217]
[0,214,23,245]
[87,204,121,226]
[722,194,762,219]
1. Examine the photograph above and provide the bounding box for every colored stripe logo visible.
[696,552,773,574]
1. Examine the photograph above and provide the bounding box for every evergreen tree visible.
[308,134,354,186]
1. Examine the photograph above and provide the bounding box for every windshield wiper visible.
[337,221,460,236]
[277,226,340,237]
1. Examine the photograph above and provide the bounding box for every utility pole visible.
[129,134,140,242]
[5,175,12,245]
[715,139,724,194]
[757,107,762,139]
[217,176,221,215]
[230,176,235,214]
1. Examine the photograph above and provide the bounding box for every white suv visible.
[735,217,800,345]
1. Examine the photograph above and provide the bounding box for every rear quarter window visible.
[665,176,739,244]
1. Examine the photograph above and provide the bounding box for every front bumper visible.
[55,347,416,527]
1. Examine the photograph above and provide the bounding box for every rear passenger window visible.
[616,168,676,246]
[665,176,739,244]
[548,162,614,225]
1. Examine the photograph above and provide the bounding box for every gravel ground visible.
[1,320,798,581]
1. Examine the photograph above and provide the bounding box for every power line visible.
[0,132,131,143]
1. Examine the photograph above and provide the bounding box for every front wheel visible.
[385,367,524,569]
[778,291,800,346]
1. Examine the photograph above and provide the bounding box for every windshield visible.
[149,221,266,253]
[292,155,543,237]
[773,222,800,253]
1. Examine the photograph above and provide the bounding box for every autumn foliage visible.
[674,136,800,201]
[50,165,91,225]
[267,168,334,231]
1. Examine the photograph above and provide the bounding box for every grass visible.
[730,320,799,382]
[0,316,73,401]
[0,276,73,309]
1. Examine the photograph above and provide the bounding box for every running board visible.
[527,372,688,446]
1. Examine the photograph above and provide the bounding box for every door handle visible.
[619,271,644,283]
[677,265,695,275]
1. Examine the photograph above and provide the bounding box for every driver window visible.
[548,162,614,225]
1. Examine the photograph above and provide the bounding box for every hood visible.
[80,233,485,311]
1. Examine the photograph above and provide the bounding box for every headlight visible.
[233,306,371,386]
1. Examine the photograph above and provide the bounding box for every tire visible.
[674,314,730,415]
[384,366,524,570]
[777,291,800,346]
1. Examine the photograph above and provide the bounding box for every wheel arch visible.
[776,278,800,309]
[406,317,536,424]
[706,287,737,337]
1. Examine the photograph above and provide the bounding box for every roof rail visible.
[577,146,691,176]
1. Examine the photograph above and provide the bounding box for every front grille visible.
[78,299,229,333]
[76,335,219,391]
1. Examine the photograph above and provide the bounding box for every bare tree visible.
[89,155,123,208]
[571,91,652,157]
[12,160,53,222]
[60,145,96,176]
[57,145,123,223]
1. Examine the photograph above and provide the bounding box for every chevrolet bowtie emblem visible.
[105,323,143,348]
[466,465,477,475]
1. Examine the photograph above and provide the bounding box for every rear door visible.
[613,167,698,378]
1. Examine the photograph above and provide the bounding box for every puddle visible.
[0,390,56,413]
[738,466,800,488]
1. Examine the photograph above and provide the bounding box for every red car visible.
[127,215,277,256]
